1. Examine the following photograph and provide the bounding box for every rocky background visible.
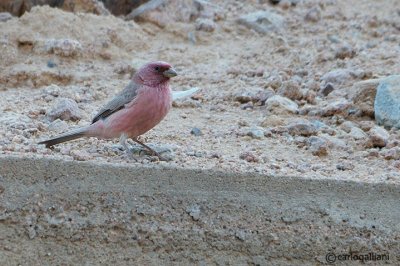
[0,0,399,182]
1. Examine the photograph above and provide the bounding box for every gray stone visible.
[368,126,390,148]
[247,127,265,139]
[350,79,381,118]
[45,39,82,57]
[286,120,318,137]
[265,95,298,114]
[304,7,321,22]
[277,80,302,100]
[46,98,82,122]
[334,43,356,59]
[320,83,334,96]
[186,204,201,221]
[321,69,354,85]
[381,147,400,160]
[195,18,216,32]
[349,127,367,140]
[374,75,400,128]
[319,99,351,117]
[265,74,282,90]
[190,127,202,136]
[307,136,328,156]
[47,119,68,133]
[0,12,13,22]
[237,11,285,34]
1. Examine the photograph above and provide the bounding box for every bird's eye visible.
[155,66,160,71]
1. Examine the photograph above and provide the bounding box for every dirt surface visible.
[0,0,400,184]
[1,156,399,265]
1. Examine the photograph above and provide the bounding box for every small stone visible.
[321,68,356,85]
[358,121,375,132]
[237,11,285,34]
[350,79,381,118]
[320,83,334,96]
[47,60,57,68]
[340,121,357,133]
[278,80,302,100]
[305,7,321,22]
[374,75,400,128]
[381,147,400,160]
[46,98,82,122]
[335,43,356,59]
[240,152,259,162]
[0,12,13,22]
[247,127,264,139]
[265,74,282,90]
[12,135,24,144]
[336,162,355,171]
[349,127,367,140]
[319,99,351,117]
[47,119,69,133]
[265,95,299,114]
[307,136,328,156]
[190,127,202,136]
[186,205,201,221]
[45,39,82,57]
[70,150,90,161]
[368,126,390,148]
[195,18,216,32]
[286,120,318,136]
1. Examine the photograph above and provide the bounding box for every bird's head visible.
[133,61,177,86]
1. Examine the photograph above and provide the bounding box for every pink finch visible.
[39,61,177,159]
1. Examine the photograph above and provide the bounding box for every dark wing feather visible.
[91,81,140,124]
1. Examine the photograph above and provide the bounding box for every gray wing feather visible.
[91,81,139,124]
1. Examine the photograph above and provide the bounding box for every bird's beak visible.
[163,68,178,78]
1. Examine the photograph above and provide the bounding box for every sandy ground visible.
[0,0,400,183]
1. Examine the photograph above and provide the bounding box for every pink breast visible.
[100,84,172,139]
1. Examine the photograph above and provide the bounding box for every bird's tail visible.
[38,127,88,148]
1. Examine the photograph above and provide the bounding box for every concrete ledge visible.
[0,155,399,265]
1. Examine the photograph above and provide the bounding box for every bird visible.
[39,61,178,159]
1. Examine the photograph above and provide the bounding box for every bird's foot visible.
[127,143,175,161]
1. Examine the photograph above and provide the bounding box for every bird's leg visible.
[120,133,135,159]
[119,133,129,150]
[132,137,163,159]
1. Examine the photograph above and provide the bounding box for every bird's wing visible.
[91,81,140,124]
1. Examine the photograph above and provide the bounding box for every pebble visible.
[195,18,216,32]
[265,74,282,90]
[186,204,201,221]
[307,136,328,156]
[247,127,265,139]
[320,83,334,96]
[304,7,321,22]
[265,95,299,114]
[374,75,400,128]
[47,60,57,68]
[368,126,390,148]
[190,127,202,136]
[0,12,13,22]
[336,162,355,171]
[277,80,302,101]
[286,120,318,136]
[239,152,259,162]
[349,127,367,140]
[350,79,380,118]
[334,43,356,59]
[319,99,351,117]
[47,119,69,133]
[45,39,82,57]
[380,147,400,160]
[237,11,285,34]
[46,97,82,122]
[320,68,355,85]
